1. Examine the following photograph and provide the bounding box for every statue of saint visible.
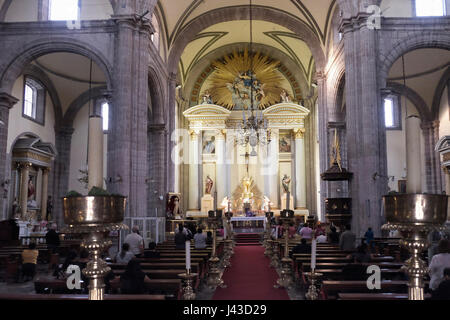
[201,90,213,104]
[280,89,291,103]
[282,174,291,193]
[205,175,213,194]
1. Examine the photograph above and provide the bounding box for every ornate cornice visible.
[0,92,19,109]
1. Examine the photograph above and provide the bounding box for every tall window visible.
[23,77,45,125]
[23,82,36,119]
[49,0,79,21]
[415,0,446,16]
[384,96,401,130]
[101,102,109,132]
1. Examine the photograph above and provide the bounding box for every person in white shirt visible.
[429,239,450,291]
[115,243,135,264]
[316,232,327,243]
[193,228,207,249]
[124,226,144,257]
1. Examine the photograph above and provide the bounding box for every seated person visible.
[175,225,187,249]
[299,225,313,240]
[115,243,135,264]
[288,223,297,239]
[206,231,213,246]
[194,228,207,249]
[77,249,90,270]
[327,226,339,244]
[291,238,311,258]
[429,239,450,293]
[431,268,450,300]
[316,232,327,243]
[21,242,39,281]
[120,260,151,294]
[144,242,160,258]
[348,243,372,263]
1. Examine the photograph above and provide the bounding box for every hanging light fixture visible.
[235,0,271,156]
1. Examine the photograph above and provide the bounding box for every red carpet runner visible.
[212,245,290,300]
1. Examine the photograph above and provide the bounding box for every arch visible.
[62,86,108,127]
[0,37,113,94]
[385,81,432,122]
[431,66,450,120]
[378,33,450,88]
[148,65,166,125]
[22,64,63,127]
[9,131,40,154]
[168,5,326,78]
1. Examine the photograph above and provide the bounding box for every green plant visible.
[88,187,110,196]
[66,190,82,197]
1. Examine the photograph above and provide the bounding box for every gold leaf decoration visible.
[207,48,284,110]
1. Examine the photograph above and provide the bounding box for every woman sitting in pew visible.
[347,243,373,263]
[115,243,135,264]
[144,242,160,258]
[120,260,152,294]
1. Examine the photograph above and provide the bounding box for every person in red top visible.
[288,222,296,239]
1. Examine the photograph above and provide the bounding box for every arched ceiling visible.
[178,20,315,87]
[388,48,450,111]
[157,0,337,50]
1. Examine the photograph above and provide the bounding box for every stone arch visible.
[148,65,166,125]
[378,33,450,88]
[0,38,113,94]
[22,64,63,128]
[385,81,432,122]
[168,5,326,78]
[328,59,346,122]
[62,86,108,128]
[431,67,450,120]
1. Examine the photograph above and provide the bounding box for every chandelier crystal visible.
[234,0,271,156]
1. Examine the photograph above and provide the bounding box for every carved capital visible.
[293,128,306,139]
[0,93,19,109]
[189,130,200,141]
[215,129,226,140]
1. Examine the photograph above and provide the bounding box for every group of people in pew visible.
[174,223,213,249]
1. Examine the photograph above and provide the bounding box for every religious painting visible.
[166,192,182,219]
[279,134,291,153]
[202,131,216,154]
[205,49,285,110]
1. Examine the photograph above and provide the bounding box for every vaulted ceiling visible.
[156,0,338,87]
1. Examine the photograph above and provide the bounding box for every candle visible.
[185,240,191,271]
[88,115,104,190]
[311,238,317,271]
[405,115,422,193]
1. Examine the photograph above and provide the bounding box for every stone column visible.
[109,13,152,218]
[215,130,226,205]
[0,93,18,218]
[188,130,200,210]
[40,167,49,220]
[148,123,167,217]
[421,121,441,193]
[341,8,387,237]
[19,163,31,219]
[268,129,279,208]
[52,126,74,227]
[294,128,306,208]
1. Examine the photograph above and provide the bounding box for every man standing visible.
[124,226,144,258]
[45,223,60,254]
[339,224,356,251]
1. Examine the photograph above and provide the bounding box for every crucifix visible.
[240,151,250,174]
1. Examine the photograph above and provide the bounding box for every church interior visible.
[0,0,449,302]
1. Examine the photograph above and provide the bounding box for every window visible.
[101,102,109,132]
[22,78,45,125]
[415,0,446,17]
[384,96,401,130]
[49,0,79,21]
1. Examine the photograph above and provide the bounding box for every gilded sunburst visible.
[206,49,284,110]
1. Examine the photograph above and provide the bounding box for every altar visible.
[230,216,266,230]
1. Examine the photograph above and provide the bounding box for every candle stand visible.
[304,270,323,300]
[207,210,226,289]
[263,211,274,255]
[381,194,447,300]
[62,195,128,300]
[178,269,198,300]
[274,210,295,289]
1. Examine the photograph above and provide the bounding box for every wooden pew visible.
[112,269,200,289]
[109,278,182,300]
[338,292,431,300]
[134,257,206,278]
[321,280,409,299]
[0,293,165,300]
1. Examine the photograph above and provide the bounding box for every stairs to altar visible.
[234,233,262,246]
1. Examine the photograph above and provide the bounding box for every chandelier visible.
[235,0,271,156]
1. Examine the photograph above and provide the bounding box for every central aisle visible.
[212,246,290,300]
